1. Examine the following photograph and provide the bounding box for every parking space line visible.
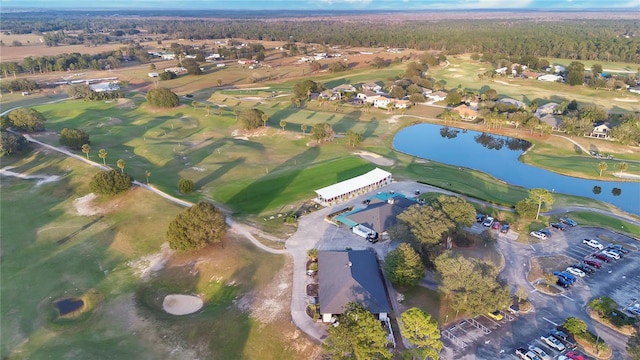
[542,317,558,326]
[561,293,575,302]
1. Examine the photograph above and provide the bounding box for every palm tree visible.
[261,114,268,127]
[280,120,287,131]
[81,144,91,159]
[233,109,239,121]
[618,162,628,173]
[217,79,222,87]
[191,101,197,109]
[597,161,607,177]
[117,159,126,173]
[98,148,107,165]
[144,170,151,185]
[301,124,307,135]
[205,105,211,116]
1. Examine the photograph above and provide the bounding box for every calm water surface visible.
[393,123,640,215]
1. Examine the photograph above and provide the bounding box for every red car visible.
[492,221,501,230]
[566,351,585,360]
[592,253,613,263]
[583,258,602,268]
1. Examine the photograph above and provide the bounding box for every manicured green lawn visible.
[561,211,640,238]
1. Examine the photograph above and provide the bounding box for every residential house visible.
[393,99,412,109]
[497,98,526,109]
[453,104,478,120]
[372,96,392,109]
[332,84,357,93]
[164,67,187,75]
[535,102,559,117]
[89,82,120,93]
[420,87,433,96]
[319,89,339,101]
[318,250,390,323]
[428,91,448,102]
[148,72,159,78]
[160,52,176,60]
[356,90,378,102]
[590,122,612,139]
[539,114,562,131]
[521,71,543,79]
[495,67,508,75]
[629,86,640,94]
[362,82,383,92]
[538,74,563,82]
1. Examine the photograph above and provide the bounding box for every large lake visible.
[393,123,640,215]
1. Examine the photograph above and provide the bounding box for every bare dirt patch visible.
[0,166,61,186]
[234,258,292,325]
[528,255,575,282]
[73,193,103,216]
[96,117,123,128]
[613,98,639,103]
[115,98,137,109]
[128,242,174,281]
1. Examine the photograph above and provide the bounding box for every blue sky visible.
[2,0,639,10]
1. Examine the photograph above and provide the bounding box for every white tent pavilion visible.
[314,168,392,206]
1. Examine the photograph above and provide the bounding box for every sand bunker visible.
[0,167,61,186]
[494,80,520,87]
[73,193,103,216]
[353,151,395,166]
[613,98,638,103]
[447,68,458,72]
[162,294,203,315]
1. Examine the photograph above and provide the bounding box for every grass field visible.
[0,150,319,359]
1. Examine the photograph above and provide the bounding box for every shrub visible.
[89,170,132,196]
[238,108,264,130]
[0,131,28,155]
[178,178,195,194]
[159,71,177,81]
[7,108,46,132]
[146,87,179,108]
[166,202,226,251]
[59,128,90,149]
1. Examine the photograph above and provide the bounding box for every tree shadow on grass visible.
[224,147,320,215]
[196,157,245,189]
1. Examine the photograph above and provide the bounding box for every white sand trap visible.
[452,74,462,78]
[613,172,640,180]
[163,295,203,315]
[353,151,395,166]
[613,98,638,103]
[73,193,102,216]
[494,80,520,87]
[448,68,458,72]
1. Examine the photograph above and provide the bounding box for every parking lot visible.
[444,222,640,360]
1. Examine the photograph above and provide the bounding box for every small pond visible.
[393,123,640,215]
[54,297,84,316]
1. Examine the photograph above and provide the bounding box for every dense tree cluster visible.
[166,202,227,251]
[68,84,123,101]
[146,87,179,108]
[0,77,38,94]
[89,169,133,196]
[6,108,46,132]
[384,243,425,287]
[293,79,323,100]
[400,308,443,360]
[239,108,265,130]
[159,71,178,81]
[434,252,511,315]
[310,122,335,143]
[0,131,28,155]
[323,302,391,360]
[59,128,90,149]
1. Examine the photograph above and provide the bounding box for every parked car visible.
[606,248,625,257]
[528,345,552,360]
[556,278,570,288]
[626,304,640,316]
[366,232,379,244]
[583,258,602,268]
[592,252,613,263]
[508,303,520,315]
[582,238,604,250]
[541,334,566,351]
[550,222,566,230]
[492,221,501,230]
[551,328,577,348]
[487,310,503,321]
[500,224,510,233]
[515,348,529,360]
[530,231,547,240]
[524,351,543,360]
[554,271,575,284]
[602,250,620,260]
[476,214,485,222]
[566,267,586,278]
[566,351,585,360]
[572,263,594,274]
[559,217,577,226]
[482,216,494,227]
[606,244,629,254]
[539,228,552,238]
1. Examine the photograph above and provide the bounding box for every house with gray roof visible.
[343,195,414,235]
[318,250,390,322]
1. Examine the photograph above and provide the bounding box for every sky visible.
[2,0,639,10]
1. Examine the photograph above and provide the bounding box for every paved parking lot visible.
[444,224,640,360]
